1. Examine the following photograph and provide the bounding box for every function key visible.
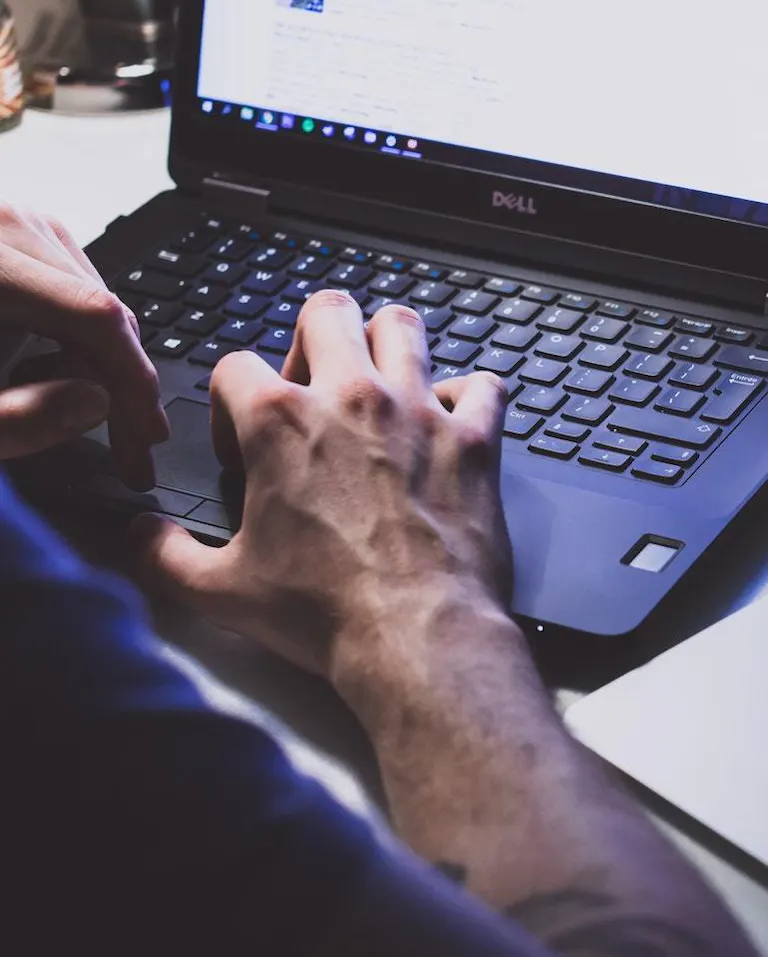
[304,239,338,257]
[636,308,674,328]
[597,301,635,319]
[631,459,684,484]
[412,262,448,281]
[235,224,262,243]
[561,292,596,311]
[484,277,522,297]
[714,326,753,345]
[447,269,485,288]
[203,218,226,232]
[529,435,578,460]
[521,284,558,304]
[375,254,412,273]
[339,247,375,265]
[271,231,301,250]
[675,316,713,336]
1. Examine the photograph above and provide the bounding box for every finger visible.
[0,379,109,460]
[0,246,169,446]
[109,416,156,493]
[46,215,108,287]
[366,305,431,405]
[282,290,377,388]
[434,371,508,438]
[131,513,232,614]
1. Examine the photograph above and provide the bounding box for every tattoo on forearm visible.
[434,863,714,957]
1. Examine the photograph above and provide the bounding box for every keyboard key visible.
[517,387,567,414]
[264,301,301,327]
[327,264,376,289]
[188,340,238,367]
[655,388,705,416]
[624,326,674,352]
[218,318,262,345]
[535,333,583,361]
[202,261,247,287]
[170,226,220,254]
[176,309,225,336]
[565,367,614,395]
[339,247,375,265]
[235,224,262,243]
[651,445,698,466]
[669,335,717,362]
[432,364,471,384]
[536,308,584,334]
[609,408,721,447]
[504,408,544,439]
[561,292,596,311]
[450,315,496,342]
[579,343,628,371]
[243,270,287,297]
[447,269,484,288]
[369,272,415,297]
[624,352,674,380]
[211,237,253,262]
[364,296,398,317]
[148,334,196,359]
[675,316,713,336]
[270,231,300,250]
[139,301,182,328]
[282,279,322,302]
[149,249,205,278]
[484,277,522,296]
[545,420,591,442]
[304,239,338,257]
[375,254,412,273]
[260,326,295,354]
[412,262,448,281]
[701,371,763,424]
[223,292,268,319]
[491,324,540,351]
[251,247,293,270]
[714,326,753,345]
[410,281,455,306]
[668,363,718,390]
[186,282,229,309]
[636,308,674,328]
[592,430,647,455]
[609,378,659,406]
[495,299,541,325]
[195,375,212,392]
[580,316,628,343]
[596,300,635,319]
[579,448,631,472]
[520,358,570,386]
[631,459,683,484]
[475,348,524,376]
[452,290,500,316]
[289,255,332,280]
[118,268,187,300]
[521,284,558,304]
[529,435,578,460]
[563,397,613,426]
[413,304,453,332]
[433,339,482,366]
[715,345,768,375]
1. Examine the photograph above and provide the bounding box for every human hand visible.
[0,203,169,489]
[134,291,514,692]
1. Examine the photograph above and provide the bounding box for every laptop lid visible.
[169,1,768,308]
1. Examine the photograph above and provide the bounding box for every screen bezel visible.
[171,1,768,283]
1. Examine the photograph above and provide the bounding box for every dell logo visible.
[492,191,538,215]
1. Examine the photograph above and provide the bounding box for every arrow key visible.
[715,346,768,375]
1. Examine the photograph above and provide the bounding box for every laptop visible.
[11,0,768,638]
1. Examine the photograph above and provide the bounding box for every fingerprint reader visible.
[624,536,684,573]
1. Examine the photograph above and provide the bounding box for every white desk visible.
[2,108,767,953]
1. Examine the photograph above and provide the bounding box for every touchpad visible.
[153,399,229,502]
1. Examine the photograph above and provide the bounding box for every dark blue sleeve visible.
[0,472,550,957]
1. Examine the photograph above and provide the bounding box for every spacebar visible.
[609,409,722,448]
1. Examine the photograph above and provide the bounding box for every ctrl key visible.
[504,408,544,439]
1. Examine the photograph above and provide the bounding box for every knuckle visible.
[457,423,495,461]
[0,201,24,228]
[414,402,444,436]
[474,370,508,401]
[338,376,394,417]
[78,286,125,327]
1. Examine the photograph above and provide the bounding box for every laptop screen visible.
[196,0,768,228]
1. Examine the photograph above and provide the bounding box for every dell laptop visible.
[13,0,768,638]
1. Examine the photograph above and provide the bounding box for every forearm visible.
[335,580,757,956]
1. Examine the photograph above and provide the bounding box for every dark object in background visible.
[0,0,23,130]
[25,0,175,113]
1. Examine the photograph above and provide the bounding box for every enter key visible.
[702,371,764,424]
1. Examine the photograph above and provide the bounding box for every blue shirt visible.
[0,472,549,956]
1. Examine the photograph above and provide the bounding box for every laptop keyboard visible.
[114,216,767,488]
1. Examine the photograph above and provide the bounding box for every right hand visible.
[134,291,514,690]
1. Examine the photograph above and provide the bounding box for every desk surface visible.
[3,107,768,952]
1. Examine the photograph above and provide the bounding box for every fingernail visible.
[62,382,110,432]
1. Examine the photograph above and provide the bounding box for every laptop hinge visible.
[202,177,271,227]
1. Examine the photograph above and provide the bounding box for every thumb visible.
[130,512,232,615]
[0,378,109,460]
